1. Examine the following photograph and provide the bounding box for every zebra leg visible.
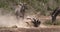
[52,16,56,25]
[15,15,19,20]
[20,13,24,19]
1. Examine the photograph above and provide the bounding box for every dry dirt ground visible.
[0,15,60,32]
[0,27,60,32]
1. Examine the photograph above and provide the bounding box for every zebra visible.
[15,3,27,19]
[51,7,60,24]
[26,18,41,27]
[32,18,41,27]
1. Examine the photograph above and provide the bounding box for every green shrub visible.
[54,20,60,25]
[43,20,60,25]
[43,20,52,25]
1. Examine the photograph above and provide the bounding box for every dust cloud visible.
[0,14,37,28]
[0,15,25,27]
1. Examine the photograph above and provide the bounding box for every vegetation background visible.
[0,0,60,16]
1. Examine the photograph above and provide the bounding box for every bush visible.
[43,20,60,25]
[43,20,52,25]
[54,20,60,25]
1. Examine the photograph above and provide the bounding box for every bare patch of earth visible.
[0,27,60,32]
[0,15,60,32]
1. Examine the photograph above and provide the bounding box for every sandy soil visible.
[0,27,60,32]
[0,15,60,32]
[0,15,60,27]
